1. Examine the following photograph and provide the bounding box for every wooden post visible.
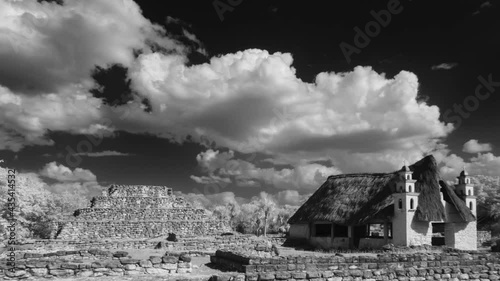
[331,223,334,239]
[348,225,353,249]
[384,221,389,244]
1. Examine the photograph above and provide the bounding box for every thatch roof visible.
[288,155,475,225]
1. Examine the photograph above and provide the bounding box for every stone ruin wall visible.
[57,221,227,240]
[212,251,500,281]
[89,196,190,209]
[73,208,208,221]
[4,249,500,280]
[55,185,229,240]
[27,234,287,253]
[0,249,192,279]
[107,184,173,197]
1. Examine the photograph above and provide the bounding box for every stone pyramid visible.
[55,185,229,240]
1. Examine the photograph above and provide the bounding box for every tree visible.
[234,203,260,234]
[0,167,89,239]
[273,205,298,233]
[0,168,52,238]
[210,202,240,230]
[256,192,276,237]
[473,175,500,235]
[212,205,231,221]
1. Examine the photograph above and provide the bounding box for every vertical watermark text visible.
[6,168,17,274]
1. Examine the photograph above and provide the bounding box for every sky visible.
[0,0,499,206]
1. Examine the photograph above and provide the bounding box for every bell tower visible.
[392,161,420,246]
[455,167,476,216]
[444,166,477,250]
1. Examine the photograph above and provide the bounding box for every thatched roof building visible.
[288,155,475,225]
[288,155,477,250]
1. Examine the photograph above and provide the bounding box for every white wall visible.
[392,195,408,246]
[407,218,432,246]
[393,206,432,246]
[445,221,477,250]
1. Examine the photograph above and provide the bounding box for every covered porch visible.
[308,220,393,249]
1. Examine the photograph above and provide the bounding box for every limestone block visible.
[150,256,162,264]
[61,263,79,269]
[176,268,191,273]
[5,270,28,279]
[275,272,292,279]
[292,272,307,279]
[259,273,276,281]
[139,260,153,268]
[120,258,140,264]
[145,267,164,274]
[93,268,110,272]
[125,270,142,275]
[28,267,48,277]
[49,269,74,277]
[123,264,137,270]
[161,263,178,270]
[162,256,178,264]
[76,270,93,277]
[178,261,191,268]
[105,271,124,276]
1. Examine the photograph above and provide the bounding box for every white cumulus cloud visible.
[0,85,103,151]
[0,1,458,178]
[463,139,492,153]
[273,190,310,206]
[0,0,185,94]
[39,161,97,182]
[440,152,500,180]
[0,0,192,150]
[190,149,341,191]
[122,49,454,173]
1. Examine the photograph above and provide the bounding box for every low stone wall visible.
[30,240,158,251]
[0,250,192,279]
[28,234,284,253]
[21,249,115,260]
[211,250,500,281]
[241,266,500,281]
[56,220,227,240]
[157,237,277,257]
[73,208,209,221]
[90,196,191,209]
